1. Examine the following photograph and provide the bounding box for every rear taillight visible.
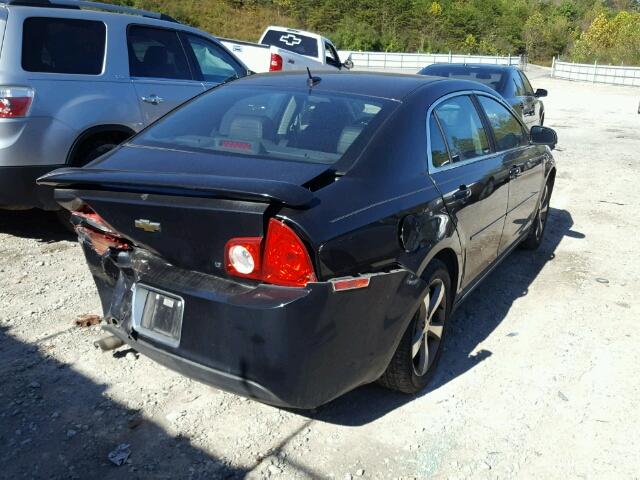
[225,237,262,280]
[269,53,283,72]
[225,218,316,287]
[71,206,130,255]
[262,219,316,286]
[0,87,34,118]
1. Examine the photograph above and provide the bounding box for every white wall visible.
[339,51,524,73]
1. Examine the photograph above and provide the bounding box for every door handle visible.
[509,165,521,179]
[141,94,164,105]
[452,185,472,201]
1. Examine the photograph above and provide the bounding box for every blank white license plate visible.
[132,284,184,348]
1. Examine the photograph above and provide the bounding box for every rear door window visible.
[183,34,244,83]
[261,30,318,58]
[512,72,526,96]
[428,114,451,168]
[519,71,535,96]
[22,17,106,74]
[434,95,490,164]
[127,25,191,80]
[478,96,528,151]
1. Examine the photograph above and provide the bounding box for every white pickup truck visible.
[221,26,353,73]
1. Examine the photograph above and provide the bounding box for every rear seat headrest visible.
[228,115,274,141]
[337,124,364,154]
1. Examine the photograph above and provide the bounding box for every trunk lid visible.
[40,145,328,275]
[59,189,268,276]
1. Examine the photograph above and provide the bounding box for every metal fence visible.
[338,51,524,73]
[551,58,640,86]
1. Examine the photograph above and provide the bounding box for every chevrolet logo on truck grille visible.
[134,219,161,233]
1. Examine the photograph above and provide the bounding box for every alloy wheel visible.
[535,183,550,240]
[411,278,446,377]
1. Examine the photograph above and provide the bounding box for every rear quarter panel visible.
[283,87,464,291]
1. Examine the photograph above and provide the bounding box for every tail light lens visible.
[71,206,130,255]
[262,219,316,286]
[225,218,316,287]
[225,237,262,280]
[0,87,35,118]
[269,53,283,72]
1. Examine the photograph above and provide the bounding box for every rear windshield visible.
[131,85,394,166]
[261,30,318,58]
[420,65,506,91]
[22,17,106,75]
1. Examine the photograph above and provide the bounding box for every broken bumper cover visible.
[86,247,425,409]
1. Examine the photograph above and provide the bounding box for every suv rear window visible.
[261,30,318,58]
[22,17,105,74]
[132,85,394,166]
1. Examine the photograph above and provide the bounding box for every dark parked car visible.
[39,72,557,409]
[418,64,548,128]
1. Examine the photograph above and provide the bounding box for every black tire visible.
[521,180,552,250]
[71,132,130,168]
[76,141,118,167]
[378,259,451,394]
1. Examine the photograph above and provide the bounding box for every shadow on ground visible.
[0,210,74,242]
[307,207,585,426]
[0,325,249,479]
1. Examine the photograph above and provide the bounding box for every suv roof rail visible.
[0,0,178,22]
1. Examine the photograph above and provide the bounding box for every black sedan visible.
[39,72,557,409]
[419,64,548,128]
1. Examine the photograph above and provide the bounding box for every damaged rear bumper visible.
[85,247,425,409]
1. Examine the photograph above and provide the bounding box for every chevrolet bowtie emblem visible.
[134,219,161,233]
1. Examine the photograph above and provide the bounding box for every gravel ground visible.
[1,72,639,480]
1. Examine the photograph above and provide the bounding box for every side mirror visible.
[530,125,557,148]
[342,56,354,70]
[534,88,548,98]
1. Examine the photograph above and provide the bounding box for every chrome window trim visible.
[426,90,529,174]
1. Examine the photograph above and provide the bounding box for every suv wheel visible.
[71,132,131,168]
[378,259,451,394]
[82,142,118,165]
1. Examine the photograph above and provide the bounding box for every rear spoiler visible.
[37,168,316,208]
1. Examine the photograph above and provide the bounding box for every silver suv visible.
[0,0,249,210]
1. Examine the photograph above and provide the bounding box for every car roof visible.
[0,0,178,24]
[230,71,459,102]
